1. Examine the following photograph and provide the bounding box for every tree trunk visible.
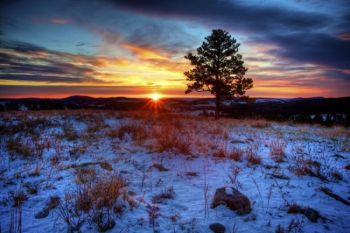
[215,94,221,120]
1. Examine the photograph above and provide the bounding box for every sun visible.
[150,93,162,101]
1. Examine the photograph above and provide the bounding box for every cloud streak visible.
[111,0,350,70]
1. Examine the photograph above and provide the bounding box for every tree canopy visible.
[184,29,253,118]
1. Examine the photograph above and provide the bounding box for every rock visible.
[270,172,290,180]
[151,163,169,172]
[230,139,245,144]
[35,208,50,219]
[209,223,226,233]
[99,162,113,171]
[304,207,320,222]
[34,196,60,219]
[211,187,251,215]
[185,171,198,177]
[333,154,345,159]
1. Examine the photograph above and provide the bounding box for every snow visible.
[0,111,349,233]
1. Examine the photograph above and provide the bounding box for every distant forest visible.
[1,96,349,126]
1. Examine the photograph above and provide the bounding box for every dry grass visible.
[6,138,33,158]
[75,167,96,184]
[76,175,126,211]
[6,137,48,159]
[108,122,148,145]
[11,190,28,208]
[58,175,127,231]
[245,146,261,165]
[229,148,245,161]
[270,139,286,162]
[152,186,175,204]
[60,124,78,141]
[152,121,192,155]
[69,144,87,158]
[250,119,271,128]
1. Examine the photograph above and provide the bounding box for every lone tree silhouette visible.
[184,29,253,118]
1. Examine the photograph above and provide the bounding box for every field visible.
[0,110,349,233]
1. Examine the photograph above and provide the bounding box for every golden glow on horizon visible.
[0,41,346,98]
[150,93,162,101]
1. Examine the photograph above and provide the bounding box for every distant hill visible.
[0,96,349,125]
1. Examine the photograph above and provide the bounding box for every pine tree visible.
[184,29,253,118]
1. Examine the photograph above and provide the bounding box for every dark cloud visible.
[110,0,350,70]
[322,69,350,81]
[268,33,350,70]
[111,0,330,33]
[0,39,47,53]
[0,85,158,98]
[0,39,111,84]
[0,74,105,83]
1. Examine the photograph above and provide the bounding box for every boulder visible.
[211,187,251,215]
[209,223,226,233]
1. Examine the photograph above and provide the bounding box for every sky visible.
[0,0,349,98]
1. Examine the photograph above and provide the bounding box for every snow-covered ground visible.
[0,110,349,233]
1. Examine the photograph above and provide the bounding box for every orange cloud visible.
[50,18,70,25]
[122,43,168,60]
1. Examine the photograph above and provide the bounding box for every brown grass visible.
[229,148,245,161]
[245,146,261,165]
[6,137,48,159]
[152,121,192,155]
[75,167,96,184]
[76,175,127,211]
[270,139,286,162]
[152,186,175,204]
[109,122,148,145]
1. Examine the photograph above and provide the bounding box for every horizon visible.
[1,94,348,100]
[1,0,350,98]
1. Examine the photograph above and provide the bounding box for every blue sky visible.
[0,0,349,98]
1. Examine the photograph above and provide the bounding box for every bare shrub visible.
[147,204,160,230]
[58,175,126,232]
[77,175,126,211]
[270,139,286,162]
[11,190,28,208]
[57,192,85,232]
[228,165,241,189]
[4,189,28,233]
